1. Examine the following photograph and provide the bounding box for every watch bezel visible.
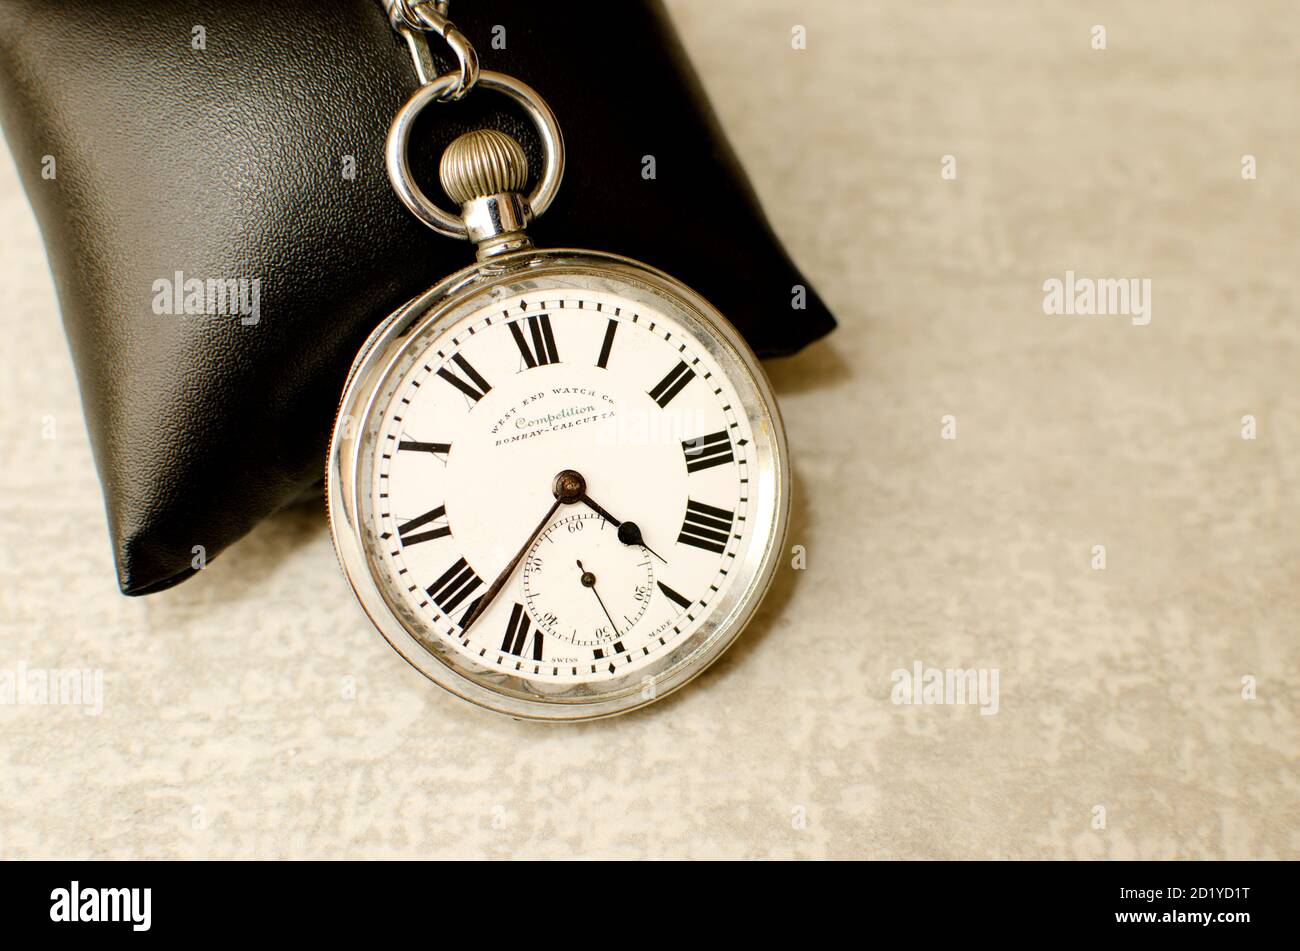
[327,248,789,721]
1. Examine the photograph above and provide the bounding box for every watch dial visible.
[367,286,761,685]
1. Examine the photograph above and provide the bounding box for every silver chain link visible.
[378,0,566,240]
[381,0,479,101]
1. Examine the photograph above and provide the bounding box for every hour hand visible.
[579,493,667,564]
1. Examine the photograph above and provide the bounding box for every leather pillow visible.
[0,0,835,594]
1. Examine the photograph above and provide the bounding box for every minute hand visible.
[461,498,562,632]
[579,493,667,564]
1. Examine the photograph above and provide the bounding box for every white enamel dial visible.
[330,251,787,719]
[371,286,752,683]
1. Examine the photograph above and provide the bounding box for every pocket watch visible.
[327,1,789,720]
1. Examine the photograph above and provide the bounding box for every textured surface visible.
[0,0,833,596]
[1,0,1297,859]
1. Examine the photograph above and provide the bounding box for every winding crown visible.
[439,129,529,205]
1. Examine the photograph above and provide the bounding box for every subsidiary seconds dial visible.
[521,512,655,648]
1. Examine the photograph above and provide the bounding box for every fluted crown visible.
[439,129,529,205]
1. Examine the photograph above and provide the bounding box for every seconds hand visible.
[577,560,620,635]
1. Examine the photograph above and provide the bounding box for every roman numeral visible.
[509,314,560,368]
[648,360,695,408]
[436,353,492,403]
[398,504,450,546]
[501,602,543,661]
[657,581,693,610]
[677,499,734,554]
[682,430,734,473]
[596,318,618,369]
[398,439,451,456]
[426,556,483,623]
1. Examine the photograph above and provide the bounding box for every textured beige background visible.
[1,1,1297,859]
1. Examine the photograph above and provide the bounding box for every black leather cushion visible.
[0,0,835,595]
